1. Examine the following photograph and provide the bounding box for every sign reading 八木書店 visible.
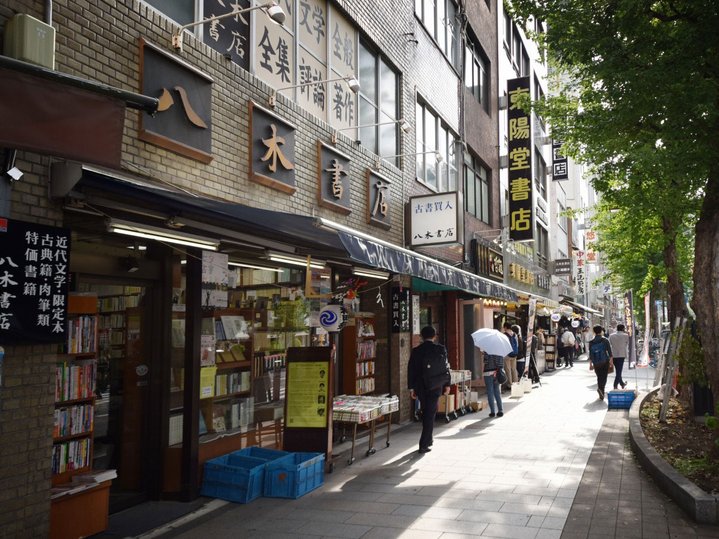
[409,192,462,247]
[0,218,71,344]
[507,77,533,242]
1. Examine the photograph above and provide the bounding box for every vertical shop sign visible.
[317,141,351,214]
[203,0,251,70]
[525,298,537,361]
[254,4,295,89]
[585,230,598,264]
[412,294,420,334]
[249,102,297,194]
[574,249,586,296]
[0,218,70,344]
[391,287,410,333]
[367,170,392,230]
[507,77,533,242]
[409,192,462,247]
[552,140,568,181]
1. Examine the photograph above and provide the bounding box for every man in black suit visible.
[408,326,451,454]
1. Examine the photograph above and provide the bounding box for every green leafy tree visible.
[508,0,718,401]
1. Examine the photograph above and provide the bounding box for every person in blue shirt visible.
[502,322,519,389]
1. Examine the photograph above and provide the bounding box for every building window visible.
[359,42,400,159]
[415,0,459,67]
[558,200,568,232]
[144,0,194,25]
[534,150,547,200]
[534,76,545,130]
[416,101,458,192]
[464,153,490,223]
[464,36,489,113]
[536,224,548,270]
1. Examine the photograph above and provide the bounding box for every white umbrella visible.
[471,328,513,356]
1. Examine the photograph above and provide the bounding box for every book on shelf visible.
[220,316,249,340]
[71,469,117,483]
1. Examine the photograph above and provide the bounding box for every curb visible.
[628,388,719,524]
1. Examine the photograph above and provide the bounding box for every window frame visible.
[416,100,458,192]
[464,152,490,224]
[415,0,460,68]
[464,35,490,113]
[358,41,401,161]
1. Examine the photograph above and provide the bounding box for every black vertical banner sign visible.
[0,218,71,344]
[507,77,533,242]
[391,287,410,333]
[552,140,568,181]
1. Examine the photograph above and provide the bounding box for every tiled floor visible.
[137,363,719,538]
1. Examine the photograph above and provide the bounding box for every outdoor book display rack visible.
[437,369,474,423]
[332,395,398,464]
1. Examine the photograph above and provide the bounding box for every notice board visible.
[283,346,333,466]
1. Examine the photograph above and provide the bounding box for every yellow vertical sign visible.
[286,361,329,428]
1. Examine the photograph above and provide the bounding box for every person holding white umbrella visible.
[471,328,514,417]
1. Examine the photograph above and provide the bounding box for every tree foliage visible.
[506,0,719,397]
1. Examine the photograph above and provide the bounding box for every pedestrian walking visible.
[512,324,526,378]
[608,324,629,389]
[408,326,451,453]
[560,326,576,367]
[501,322,519,388]
[526,328,540,383]
[588,324,613,400]
[482,351,504,417]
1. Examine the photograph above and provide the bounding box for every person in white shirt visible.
[560,327,576,367]
[608,324,630,389]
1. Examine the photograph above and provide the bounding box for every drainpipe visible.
[45,0,52,26]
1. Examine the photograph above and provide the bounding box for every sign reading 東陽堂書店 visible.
[507,77,533,242]
[409,191,462,247]
[0,218,71,344]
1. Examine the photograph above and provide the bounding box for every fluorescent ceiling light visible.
[108,219,219,251]
[268,252,326,269]
[228,261,282,272]
[352,267,390,280]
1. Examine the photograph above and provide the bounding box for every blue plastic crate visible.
[607,390,636,409]
[234,446,289,463]
[263,452,325,499]
[200,454,266,503]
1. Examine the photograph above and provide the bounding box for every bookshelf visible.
[50,294,111,539]
[341,314,377,395]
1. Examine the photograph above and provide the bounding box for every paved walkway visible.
[127,361,719,538]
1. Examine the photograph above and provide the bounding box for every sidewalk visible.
[109,361,719,538]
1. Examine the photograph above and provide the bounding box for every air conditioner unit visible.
[4,13,55,69]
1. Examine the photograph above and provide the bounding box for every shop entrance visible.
[78,279,156,513]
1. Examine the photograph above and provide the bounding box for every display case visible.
[341,314,377,395]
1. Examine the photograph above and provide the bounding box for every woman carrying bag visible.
[482,351,505,418]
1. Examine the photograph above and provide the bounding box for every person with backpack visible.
[588,325,614,399]
[560,326,576,367]
[502,322,519,388]
[408,326,451,453]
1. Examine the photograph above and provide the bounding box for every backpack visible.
[562,330,576,347]
[423,346,450,389]
[589,338,609,366]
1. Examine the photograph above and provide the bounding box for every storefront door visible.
[83,280,157,512]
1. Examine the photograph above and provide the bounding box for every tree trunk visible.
[661,218,687,326]
[691,172,719,413]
